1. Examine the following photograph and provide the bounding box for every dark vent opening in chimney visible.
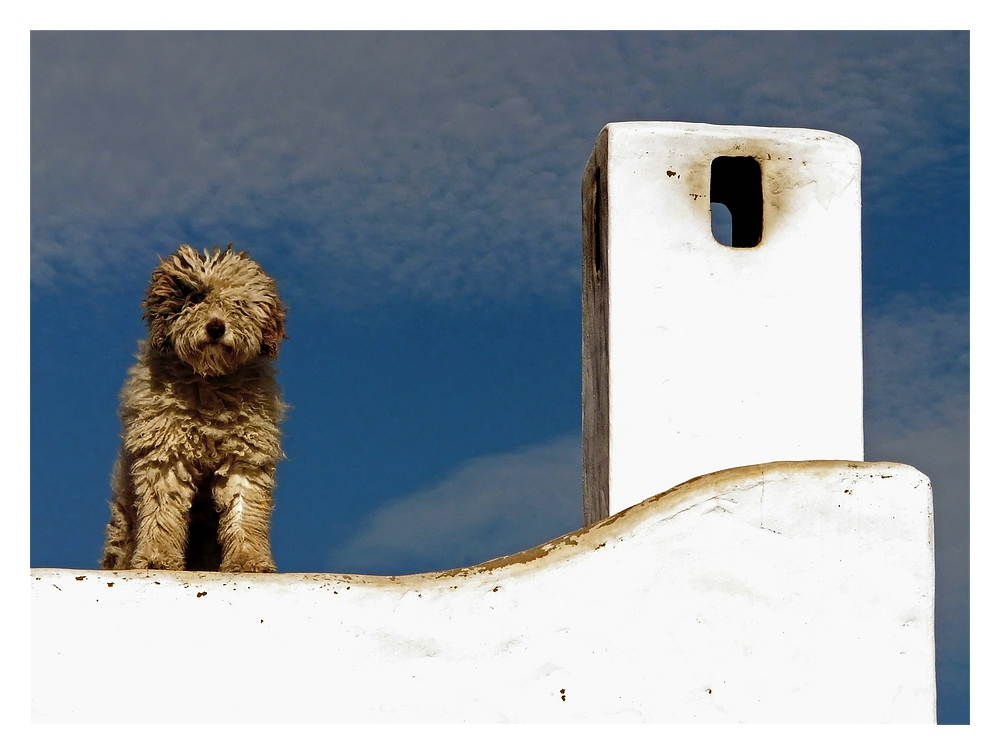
[710,156,763,248]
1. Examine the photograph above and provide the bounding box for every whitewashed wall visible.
[583,122,864,521]
[32,461,935,723]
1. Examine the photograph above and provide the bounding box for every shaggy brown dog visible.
[101,244,287,572]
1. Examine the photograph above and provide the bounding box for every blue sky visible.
[29,31,969,722]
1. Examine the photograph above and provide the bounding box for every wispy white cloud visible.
[31,31,968,303]
[864,292,969,439]
[326,434,582,575]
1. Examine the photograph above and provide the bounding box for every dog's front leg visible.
[129,457,197,570]
[213,462,277,573]
[102,448,138,570]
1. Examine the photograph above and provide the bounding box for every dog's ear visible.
[143,266,183,351]
[259,294,287,358]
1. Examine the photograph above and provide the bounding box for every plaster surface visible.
[583,122,864,520]
[33,461,935,723]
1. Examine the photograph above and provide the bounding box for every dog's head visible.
[143,244,287,376]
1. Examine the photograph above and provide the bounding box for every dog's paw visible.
[220,556,277,574]
[101,551,129,571]
[131,550,185,571]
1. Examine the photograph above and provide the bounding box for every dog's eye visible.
[185,291,206,306]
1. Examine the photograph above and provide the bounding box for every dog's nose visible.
[206,319,227,341]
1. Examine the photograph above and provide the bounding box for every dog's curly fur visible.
[101,244,287,573]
